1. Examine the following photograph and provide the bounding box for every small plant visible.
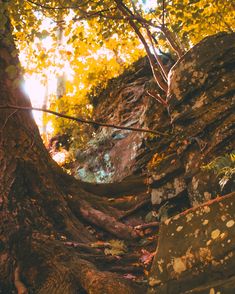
[202,152,235,190]
[147,152,165,171]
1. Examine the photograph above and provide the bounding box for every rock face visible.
[148,192,235,293]
[75,32,235,292]
[148,32,235,293]
[75,32,234,208]
[148,32,234,212]
[74,57,169,183]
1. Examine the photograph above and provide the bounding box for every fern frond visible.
[202,152,235,190]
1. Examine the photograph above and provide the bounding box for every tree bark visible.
[0,8,145,294]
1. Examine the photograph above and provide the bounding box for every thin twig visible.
[0,105,168,136]
[0,109,18,131]
[147,90,168,107]
[114,0,168,93]
[145,27,168,81]
[63,241,102,254]
[130,0,168,81]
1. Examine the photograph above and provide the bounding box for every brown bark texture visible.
[0,10,145,294]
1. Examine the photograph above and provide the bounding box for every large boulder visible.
[148,32,235,293]
[148,192,235,293]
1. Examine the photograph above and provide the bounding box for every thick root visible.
[28,240,146,294]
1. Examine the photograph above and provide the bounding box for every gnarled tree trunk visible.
[0,10,145,294]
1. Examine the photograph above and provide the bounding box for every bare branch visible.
[145,27,168,81]
[129,0,168,80]
[160,26,185,57]
[0,105,168,136]
[147,90,168,107]
[26,0,184,59]
[114,0,168,92]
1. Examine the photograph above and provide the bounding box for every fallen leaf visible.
[140,249,155,265]
[104,239,127,256]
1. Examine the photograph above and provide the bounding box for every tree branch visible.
[145,27,168,81]
[114,0,168,93]
[129,0,168,80]
[0,105,168,136]
[147,90,168,107]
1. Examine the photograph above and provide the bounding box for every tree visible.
[0,4,147,293]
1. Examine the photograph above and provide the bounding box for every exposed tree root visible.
[0,12,152,293]
[0,156,150,292]
[118,198,151,220]
[29,240,146,294]
[0,152,153,293]
[108,265,143,274]
[64,241,103,254]
[14,266,28,294]
[79,200,138,240]
[134,222,159,230]
[62,173,148,197]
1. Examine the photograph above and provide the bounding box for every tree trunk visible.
[56,16,66,100]
[0,9,144,294]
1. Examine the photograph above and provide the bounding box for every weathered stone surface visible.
[150,154,184,187]
[75,33,234,212]
[187,170,220,207]
[168,32,235,125]
[172,33,234,205]
[73,57,169,183]
[148,192,235,294]
[70,32,235,292]
[149,32,235,292]
[151,177,186,205]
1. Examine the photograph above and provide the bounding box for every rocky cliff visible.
[148,32,235,293]
[74,32,235,292]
